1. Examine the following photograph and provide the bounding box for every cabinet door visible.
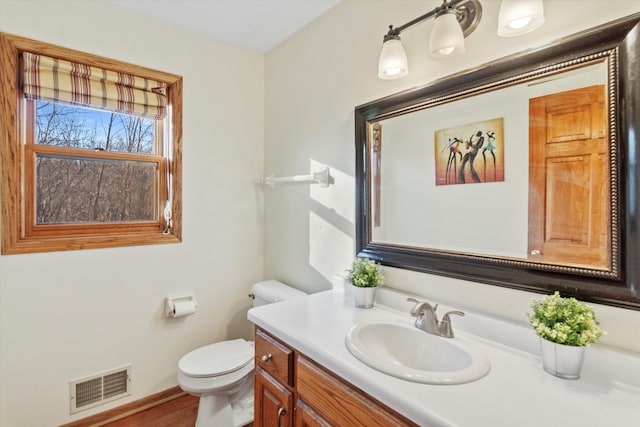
[294,400,331,427]
[254,367,293,427]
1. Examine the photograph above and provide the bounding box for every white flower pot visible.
[539,337,586,379]
[352,285,377,309]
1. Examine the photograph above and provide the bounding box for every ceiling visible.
[110,0,342,53]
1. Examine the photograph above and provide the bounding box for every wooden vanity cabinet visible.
[254,327,419,427]
[254,329,294,427]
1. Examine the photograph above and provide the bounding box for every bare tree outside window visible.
[35,101,158,224]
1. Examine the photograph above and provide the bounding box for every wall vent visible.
[69,365,131,414]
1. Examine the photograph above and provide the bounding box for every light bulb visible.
[498,0,545,37]
[438,46,456,56]
[509,16,532,29]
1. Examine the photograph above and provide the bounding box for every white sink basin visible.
[345,320,491,384]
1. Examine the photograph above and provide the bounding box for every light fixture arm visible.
[382,0,482,42]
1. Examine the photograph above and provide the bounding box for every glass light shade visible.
[378,38,409,80]
[497,0,545,37]
[429,10,465,59]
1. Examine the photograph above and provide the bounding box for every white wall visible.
[0,1,264,425]
[264,0,640,352]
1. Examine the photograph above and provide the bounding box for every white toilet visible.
[177,280,306,427]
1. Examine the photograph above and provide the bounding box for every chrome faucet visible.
[407,297,465,338]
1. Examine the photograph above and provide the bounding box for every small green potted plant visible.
[346,258,384,309]
[527,291,604,379]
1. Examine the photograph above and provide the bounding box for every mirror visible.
[371,62,609,270]
[355,14,640,309]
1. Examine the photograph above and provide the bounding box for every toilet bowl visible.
[177,280,306,427]
[178,339,255,427]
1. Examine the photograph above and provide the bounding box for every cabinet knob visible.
[277,407,286,427]
[261,353,273,362]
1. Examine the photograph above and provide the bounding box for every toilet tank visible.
[252,280,307,307]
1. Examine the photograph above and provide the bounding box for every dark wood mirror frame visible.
[355,13,640,310]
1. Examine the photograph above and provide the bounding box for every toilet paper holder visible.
[165,294,198,318]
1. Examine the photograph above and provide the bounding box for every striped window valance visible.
[22,52,167,119]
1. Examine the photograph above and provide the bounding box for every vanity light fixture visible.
[429,4,467,59]
[378,33,409,80]
[377,0,545,80]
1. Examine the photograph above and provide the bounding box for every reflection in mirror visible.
[370,62,610,272]
[355,13,640,309]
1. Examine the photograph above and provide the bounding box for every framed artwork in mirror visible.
[434,117,504,186]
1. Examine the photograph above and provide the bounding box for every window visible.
[0,33,182,254]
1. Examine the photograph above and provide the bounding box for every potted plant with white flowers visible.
[346,258,384,309]
[527,291,604,379]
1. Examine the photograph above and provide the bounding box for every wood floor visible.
[101,393,199,427]
[62,387,254,427]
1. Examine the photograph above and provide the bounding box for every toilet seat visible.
[179,339,254,378]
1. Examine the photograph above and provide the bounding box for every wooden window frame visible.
[0,33,183,254]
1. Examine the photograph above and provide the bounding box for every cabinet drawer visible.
[255,328,294,387]
[297,355,419,427]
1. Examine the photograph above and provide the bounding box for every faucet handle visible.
[443,310,464,318]
[406,297,437,317]
[439,310,465,338]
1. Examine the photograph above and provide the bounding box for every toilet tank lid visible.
[178,339,253,378]
[252,280,307,303]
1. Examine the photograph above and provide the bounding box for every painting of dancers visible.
[434,118,505,186]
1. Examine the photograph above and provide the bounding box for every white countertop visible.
[248,288,640,427]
